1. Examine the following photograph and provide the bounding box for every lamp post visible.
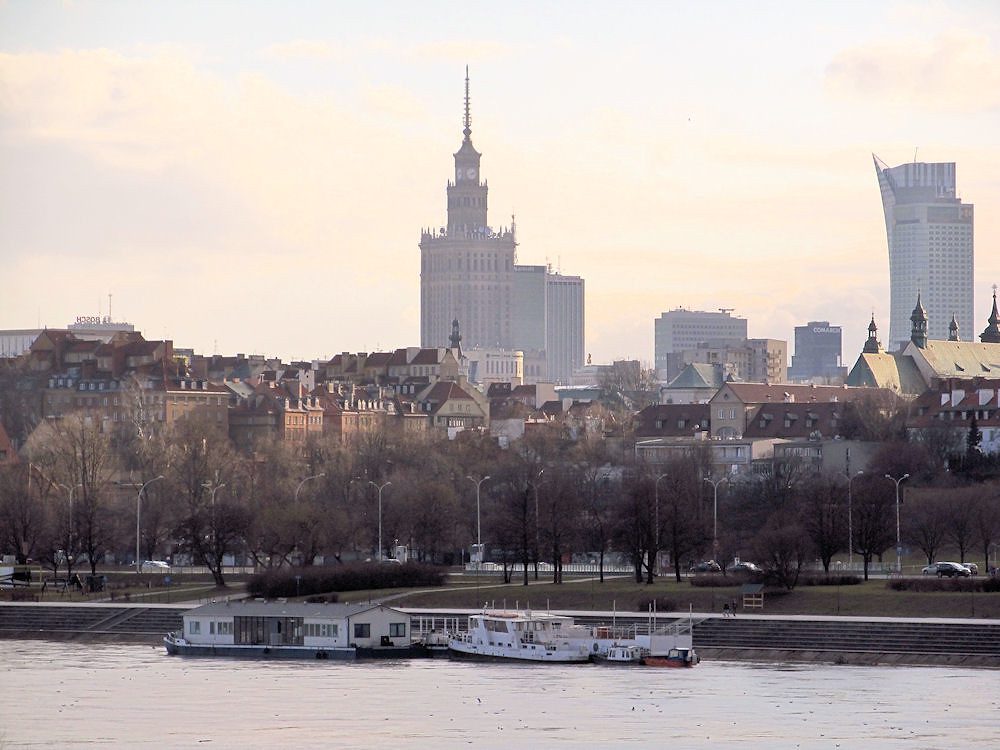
[295,473,325,502]
[202,480,226,507]
[135,475,165,573]
[885,473,909,573]
[531,468,544,579]
[466,475,491,567]
[57,482,82,570]
[653,473,668,572]
[703,476,727,555]
[847,470,864,568]
[369,481,392,562]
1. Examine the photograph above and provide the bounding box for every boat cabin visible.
[179,600,411,650]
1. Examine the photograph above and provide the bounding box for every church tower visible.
[910,293,928,349]
[981,288,1000,344]
[419,69,517,350]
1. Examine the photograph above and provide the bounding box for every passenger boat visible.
[448,610,593,662]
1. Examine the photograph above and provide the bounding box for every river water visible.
[1,640,997,749]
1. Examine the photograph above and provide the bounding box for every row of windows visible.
[305,623,338,638]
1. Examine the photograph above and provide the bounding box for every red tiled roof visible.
[720,383,889,405]
[634,404,711,437]
[743,402,843,438]
[411,348,442,365]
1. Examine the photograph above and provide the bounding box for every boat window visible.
[389,623,406,637]
[354,623,371,639]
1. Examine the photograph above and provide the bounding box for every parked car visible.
[964,562,979,575]
[690,560,721,573]
[732,561,762,574]
[921,563,941,575]
[933,561,971,578]
[140,560,170,572]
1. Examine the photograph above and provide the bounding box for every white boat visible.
[594,644,650,664]
[448,610,593,662]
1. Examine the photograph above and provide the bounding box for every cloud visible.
[825,32,1000,113]
[260,39,342,62]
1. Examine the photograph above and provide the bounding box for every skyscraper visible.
[787,321,845,382]
[653,308,747,378]
[419,71,585,382]
[420,72,516,350]
[873,156,974,351]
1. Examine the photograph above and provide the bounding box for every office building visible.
[788,321,846,382]
[653,308,747,379]
[419,71,584,382]
[873,156,974,351]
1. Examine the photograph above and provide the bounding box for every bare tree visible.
[943,490,976,564]
[851,478,895,580]
[904,496,949,565]
[799,476,844,573]
[971,489,1000,575]
[754,516,809,590]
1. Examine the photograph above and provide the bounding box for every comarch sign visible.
[811,326,841,334]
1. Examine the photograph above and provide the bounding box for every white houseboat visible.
[164,600,421,659]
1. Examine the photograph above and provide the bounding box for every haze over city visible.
[2,0,999,365]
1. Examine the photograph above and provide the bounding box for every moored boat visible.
[448,610,593,662]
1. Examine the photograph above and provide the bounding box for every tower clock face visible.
[466,167,477,180]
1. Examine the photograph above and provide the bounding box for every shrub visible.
[246,562,445,599]
[799,575,862,587]
[887,577,992,593]
[637,596,677,612]
[689,575,745,588]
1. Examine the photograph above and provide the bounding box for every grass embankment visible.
[394,574,1000,619]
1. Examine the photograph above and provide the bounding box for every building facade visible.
[874,156,974,351]
[653,308,747,378]
[545,272,585,384]
[788,321,845,382]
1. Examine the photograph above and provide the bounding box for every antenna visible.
[913,146,918,163]
[463,65,471,138]
[108,292,112,320]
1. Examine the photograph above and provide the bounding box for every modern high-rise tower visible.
[873,156,974,351]
[419,71,585,383]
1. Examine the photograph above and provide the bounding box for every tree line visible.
[2,412,999,589]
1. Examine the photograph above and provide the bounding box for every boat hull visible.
[447,641,591,663]
[164,636,356,660]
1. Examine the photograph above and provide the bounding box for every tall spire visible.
[463,65,472,140]
[980,285,1000,343]
[910,292,928,349]
[948,313,959,341]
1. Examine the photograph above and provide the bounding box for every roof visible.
[715,382,887,405]
[634,404,711,437]
[845,353,925,395]
[915,340,1000,379]
[410,348,444,365]
[743,401,843,439]
[184,600,406,619]
[665,363,722,390]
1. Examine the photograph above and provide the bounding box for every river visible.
[1,640,996,749]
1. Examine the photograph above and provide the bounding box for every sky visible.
[2,0,1000,368]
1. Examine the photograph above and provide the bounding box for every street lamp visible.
[136,475,165,574]
[369,480,392,562]
[653,473,669,574]
[703,476,728,554]
[56,482,83,569]
[847,470,864,567]
[466,475,491,567]
[531,468,544,579]
[294,473,325,502]
[885,473,909,573]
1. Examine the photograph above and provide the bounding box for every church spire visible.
[949,313,960,341]
[980,285,1000,343]
[863,313,882,354]
[909,292,928,348]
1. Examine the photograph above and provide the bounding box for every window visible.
[188,620,201,635]
[389,622,406,638]
[354,623,371,639]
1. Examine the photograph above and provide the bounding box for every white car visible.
[140,560,170,571]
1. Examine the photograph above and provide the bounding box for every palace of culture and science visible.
[419,72,584,384]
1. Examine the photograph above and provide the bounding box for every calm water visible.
[1,640,997,749]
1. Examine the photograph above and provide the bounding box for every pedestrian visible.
[722,602,731,618]
[730,598,737,617]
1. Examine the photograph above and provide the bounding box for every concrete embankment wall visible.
[3,603,1000,667]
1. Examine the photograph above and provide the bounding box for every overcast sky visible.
[2,0,999,367]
